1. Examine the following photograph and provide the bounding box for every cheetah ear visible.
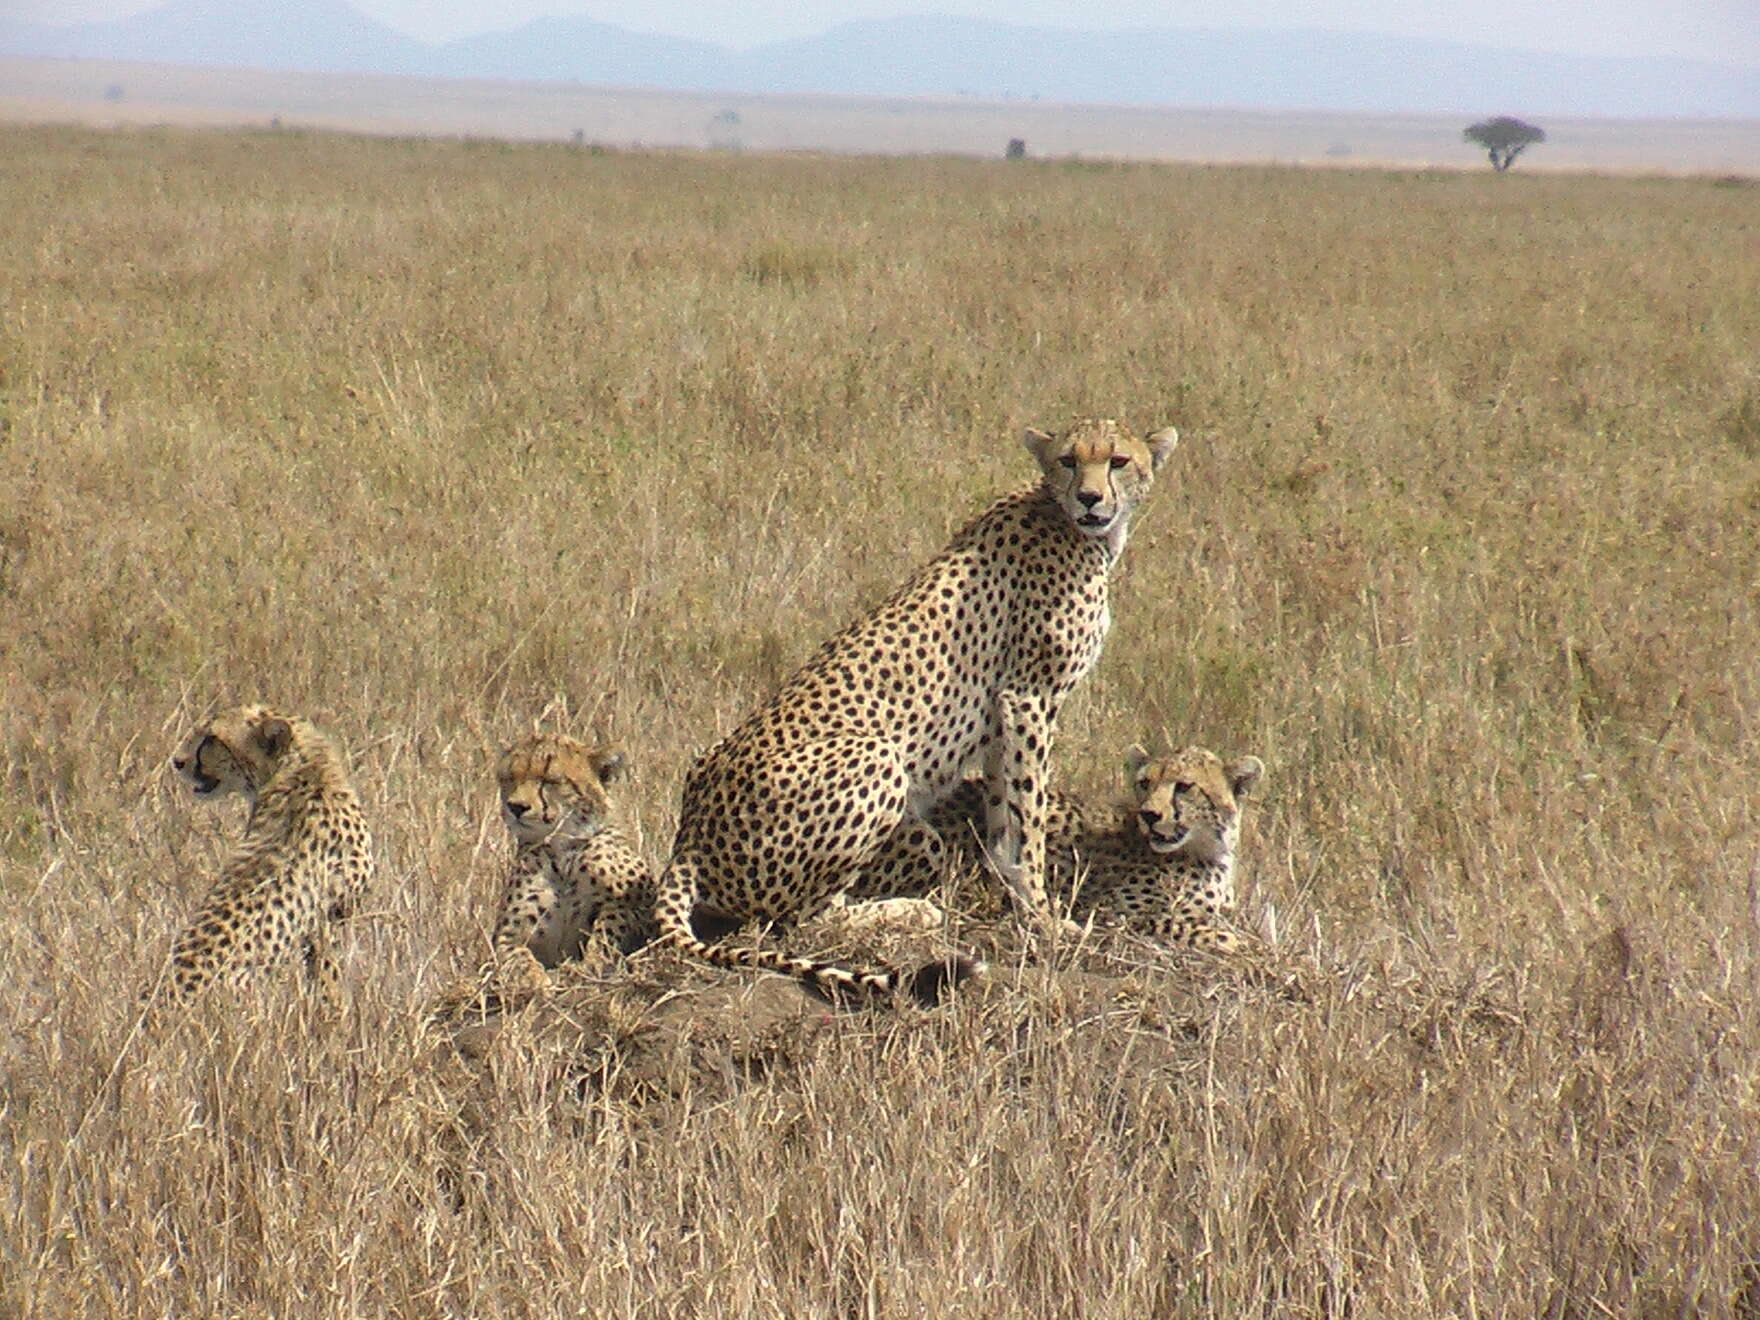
[590,750,627,784]
[1226,755,1264,799]
[255,716,293,760]
[1021,427,1056,465]
[1123,743,1152,781]
[1144,426,1179,472]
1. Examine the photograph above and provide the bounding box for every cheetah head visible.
[1024,418,1178,546]
[1123,744,1262,863]
[171,704,296,800]
[495,732,627,846]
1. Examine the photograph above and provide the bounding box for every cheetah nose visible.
[172,757,186,771]
[505,801,528,818]
[1076,489,1103,509]
[1138,810,1161,829]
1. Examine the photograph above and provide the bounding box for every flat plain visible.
[6,54,1760,174]
[1,122,1758,1316]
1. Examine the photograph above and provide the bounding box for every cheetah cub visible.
[486,732,656,994]
[157,704,376,1002]
[1061,744,1264,951]
[851,742,1264,952]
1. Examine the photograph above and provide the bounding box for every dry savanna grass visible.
[2,122,1759,1316]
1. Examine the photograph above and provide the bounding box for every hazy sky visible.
[16,0,1760,67]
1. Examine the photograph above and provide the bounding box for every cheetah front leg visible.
[1138,907,1247,955]
[1107,890,1248,955]
[822,893,946,935]
[983,688,1061,930]
[488,850,569,997]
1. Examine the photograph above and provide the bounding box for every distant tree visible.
[1005,138,1026,160]
[1464,116,1546,171]
[103,83,124,103]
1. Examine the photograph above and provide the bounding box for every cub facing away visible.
[158,704,376,1003]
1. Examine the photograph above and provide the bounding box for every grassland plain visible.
[1,122,1758,1316]
[13,55,1760,176]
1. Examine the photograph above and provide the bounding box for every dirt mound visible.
[428,923,1320,1121]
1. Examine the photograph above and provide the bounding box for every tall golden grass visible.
[2,122,1758,1316]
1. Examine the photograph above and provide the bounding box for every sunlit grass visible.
[2,122,1758,1316]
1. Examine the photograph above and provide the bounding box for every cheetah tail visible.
[656,856,982,1008]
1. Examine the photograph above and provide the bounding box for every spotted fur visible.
[855,744,1263,951]
[655,418,1181,1001]
[490,733,656,986]
[1061,744,1263,950]
[158,704,376,1001]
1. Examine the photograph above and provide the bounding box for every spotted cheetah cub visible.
[158,704,375,1002]
[851,743,1263,952]
[487,733,656,994]
[1063,744,1264,951]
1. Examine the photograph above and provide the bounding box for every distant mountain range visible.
[3,0,1755,120]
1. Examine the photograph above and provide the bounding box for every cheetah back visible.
[162,705,376,1001]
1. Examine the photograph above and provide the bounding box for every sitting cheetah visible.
[854,744,1264,951]
[656,418,1181,1000]
[487,732,656,991]
[156,704,375,1002]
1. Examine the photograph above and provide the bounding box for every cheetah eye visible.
[1057,455,1077,470]
[1173,781,1193,795]
[1108,454,1130,470]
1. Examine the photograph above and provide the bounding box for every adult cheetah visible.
[852,743,1264,952]
[656,418,1180,1000]
[157,704,376,1002]
[487,732,656,991]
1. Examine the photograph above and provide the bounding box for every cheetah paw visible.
[827,895,946,934]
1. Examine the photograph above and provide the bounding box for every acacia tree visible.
[1464,117,1546,171]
